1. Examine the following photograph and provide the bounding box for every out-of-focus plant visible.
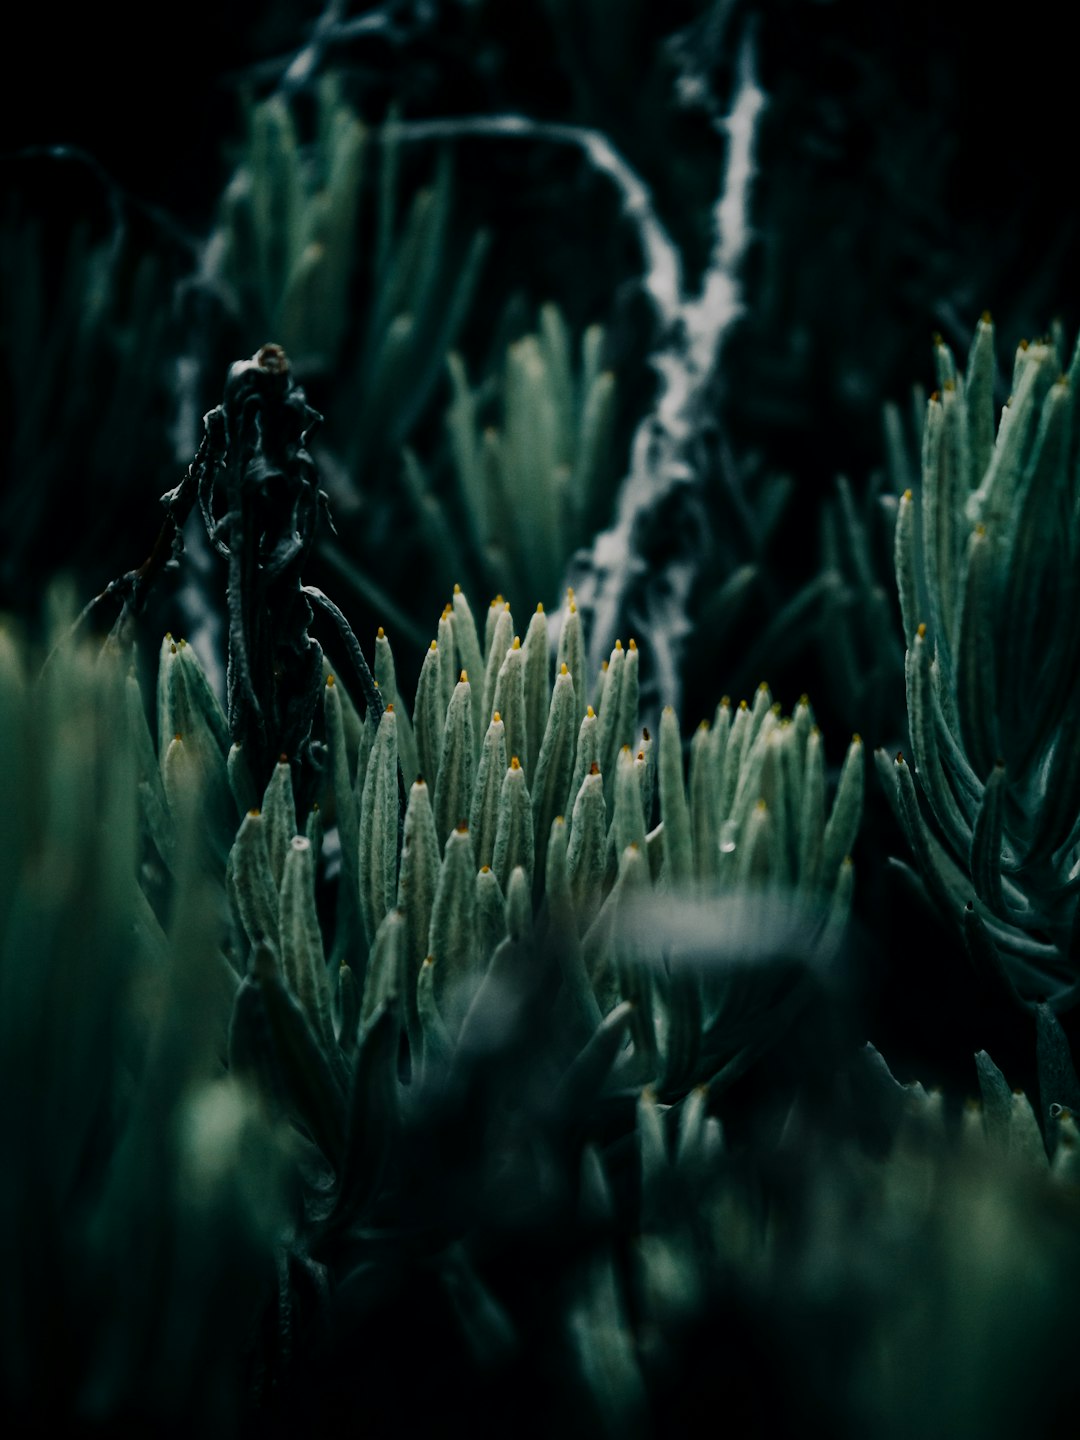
[400,304,619,608]
[815,469,907,745]
[878,318,1080,1010]
[0,609,285,1433]
[209,77,489,420]
[0,211,176,609]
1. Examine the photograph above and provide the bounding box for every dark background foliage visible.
[5,0,1076,589]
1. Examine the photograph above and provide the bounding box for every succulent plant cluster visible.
[154,582,865,1112]
[879,319,1080,1011]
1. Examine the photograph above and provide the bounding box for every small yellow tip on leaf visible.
[326,673,335,686]
[377,625,386,639]
[512,636,521,649]
[586,705,595,718]
[510,756,521,770]
[492,711,502,724]
[560,662,568,675]
[536,601,544,613]
[460,669,468,683]
[917,622,927,639]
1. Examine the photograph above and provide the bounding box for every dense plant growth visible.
[3,3,1079,1435]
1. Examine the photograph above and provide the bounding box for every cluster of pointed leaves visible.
[881,319,1080,1009]
[119,586,858,1167]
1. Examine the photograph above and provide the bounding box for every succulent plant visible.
[879,318,1080,1009]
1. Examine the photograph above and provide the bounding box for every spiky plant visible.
[402,304,619,609]
[879,318,1080,1009]
[190,586,861,1110]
